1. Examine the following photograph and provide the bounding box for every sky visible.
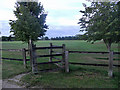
[0,0,91,38]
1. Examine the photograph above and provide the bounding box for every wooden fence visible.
[69,51,120,54]
[0,43,69,73]
[1,48,30,68]
[1,44,120,77]
[68,50,120,77]
[29,39,69,73]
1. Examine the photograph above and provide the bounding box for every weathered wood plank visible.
[69,51,108,54]
[35,61,61,65]
[29,39,36,73]
[0,49,22,51]
[35,46,63,50]
[114,52,120,54]
[69,62,120,67]
[65,51,69,72]
[1,57,30,61]
[22,48,27,68]
[52,45,62,47]
[49,43,53,62]
[62,44,65,64]
[69,51,120,54]
[37,54,62,58]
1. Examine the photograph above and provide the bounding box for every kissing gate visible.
[27,39,69,73]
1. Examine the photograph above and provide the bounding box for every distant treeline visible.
[50,36,79,40]
[42,35,87,40]
[1,35,86,41]
[0,36,15,41]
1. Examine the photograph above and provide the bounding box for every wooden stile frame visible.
[65,51,69,72]
[49,43,53,62]
[22,48,27,69]
[29,42,69,73]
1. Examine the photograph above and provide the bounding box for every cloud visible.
[0,0,16,20]
[57,18,78,26]
[46,25,83,38]
[42,0,89,26]
[39,0,90,11]
[0,20,11,36]
[46,12,83,26]
[0,0,89,37]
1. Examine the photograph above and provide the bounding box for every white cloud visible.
[0,0,89,36]
[57,18,78,26]
[0,10,16,20]
[46,16,80,26]
[39,0,90,11]
[0,0,16,20]
[39,0,90,26]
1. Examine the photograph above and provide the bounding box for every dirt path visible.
[2,73,28,88]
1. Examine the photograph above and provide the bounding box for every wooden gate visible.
[29,40,69,73]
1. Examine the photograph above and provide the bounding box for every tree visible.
[1,36,9,41]
[78,1,120,52]
[9,1,48,48]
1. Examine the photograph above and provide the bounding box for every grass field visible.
[2,40,120,88]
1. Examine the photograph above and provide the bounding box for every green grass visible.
[21,65,120,88]
[2,40,120,88]
[2,60,31,79]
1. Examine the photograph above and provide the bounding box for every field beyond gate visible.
[2,40,120,88]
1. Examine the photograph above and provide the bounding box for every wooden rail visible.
[1,57,30,61]
[35,46,63,50]
[0,49,22,51]
[35,61,61,65]
[37,54,62,58]
[69,51,120,54]
[70,62,120,67]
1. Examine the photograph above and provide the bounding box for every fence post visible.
[62,44,65,67]
[29,39,32,67]
[29,39,37,73]
[65,51,69,72]
[22,48,27,69]
[33,44,37,73]
[108,51,113,78]
[49,43,53,62]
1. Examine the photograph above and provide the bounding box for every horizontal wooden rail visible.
[1,57,30,61]
[0,49,22,52]
[52,45,62,47]
[69,62,120,67]
[69,51,120,54]
[35,46,63,50]
[35,61,61,65]
[114,52,120,54]
[37,54,62,58]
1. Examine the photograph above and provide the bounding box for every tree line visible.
[0,36,15,41]
[1,35,87,41]
[50,36,79,40]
